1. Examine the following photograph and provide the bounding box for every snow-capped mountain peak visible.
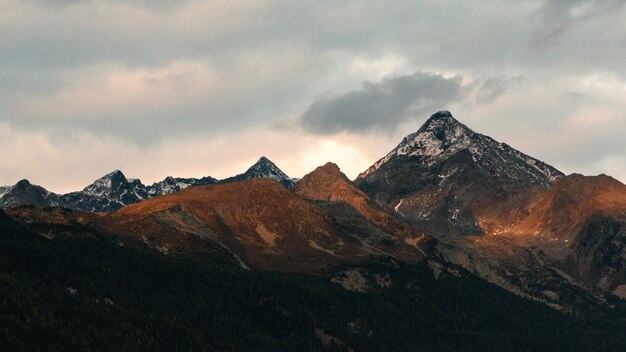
[0,179,60,208]
[0,170,218,212]
[360,111,476,177]
[146,176,193,196]
[359,111,563,187]
[398,111,473,156]
[246,157,289,180]
[220,156,296,188]
[82,170,130,197]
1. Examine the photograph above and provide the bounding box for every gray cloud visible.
[300,72,463,134]
[0,0,625,187]
[530,0,626,47]
[469,77,520,105]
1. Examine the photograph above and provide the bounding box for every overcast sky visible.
[1,0,625,192]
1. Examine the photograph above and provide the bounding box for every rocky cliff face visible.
[220,156,297,188]
[0,179,60,209]
[2,110,625,311]
[355,111,625,306]
[295,162,429,261]
[0,157,292,212]
[508,174,626,297]
[356,111,563,236]
[99,178,386,272]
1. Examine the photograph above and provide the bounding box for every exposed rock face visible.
[58,171,219,212]
[354,111,626,306]
[296,162,398,228]
[146,176,217,198]
[507,174,626,294]
[356,111,564,236]
[220,156,297,188]
[99,178,381,272]
[570,212,626,295]
[0,179,60,208]
[1,110,625,312]
[59,170,146,212]
[4,174,430,273]
[0,171,218,212]
[511,174,626,241]
[295,162,429,260]
[0,157,290,212]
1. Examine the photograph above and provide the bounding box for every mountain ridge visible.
[355,110,565,236]
[220,156,297,188]
[2,110,625,310]
[0,156,292,212]
[353,111,626,305]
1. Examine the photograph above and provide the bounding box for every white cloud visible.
[0,0,625,188]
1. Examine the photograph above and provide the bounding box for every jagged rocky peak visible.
[83,170,131,196]
[246,156,287,177]
[297,162,347,189]
[153,176,178,188]
[222,156,296,188]
[314,162,343,175]
[421,110,461,129]
[401,110,474,154]
[296,162,362,201]
[15,179,33,188]
[359,111,563,187]
[146,176,190,197]
[360,111,475,177]
[0,179,59,208]
[423,111,472,137]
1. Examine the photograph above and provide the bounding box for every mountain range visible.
[356,111,626,305]
[2,110,626,350]
[0,156,295,212]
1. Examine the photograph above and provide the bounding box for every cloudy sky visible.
[1,0,625,192]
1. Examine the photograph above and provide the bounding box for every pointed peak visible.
[316,162,342,174]
[246,156,282,174]
[391,111,474,156]
[83,170,131,195]
[430,110,454,120]
[296,162,364,203]
[323,161,340,168]
[254,156,274,166]
[102,170,126,180]
[15,179,32,188]
[358,111,476,178]
[420,110,464,132]
[301,162,345,181]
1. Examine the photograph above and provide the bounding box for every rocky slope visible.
[97,178,416,272]
[356,110,564,236]
[355,111,625,306]
[5,173,428,272]
[6,205,625,351]
[58,170,147,212]
[220,156,297,188]
[146,176,217,198]
[0,179,60,209]
[295,162,429,260]
[1,110,625,312]
[508,174,626,297]
[0,157,293,212]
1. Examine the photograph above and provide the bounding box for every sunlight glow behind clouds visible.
[0,0,625,189]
